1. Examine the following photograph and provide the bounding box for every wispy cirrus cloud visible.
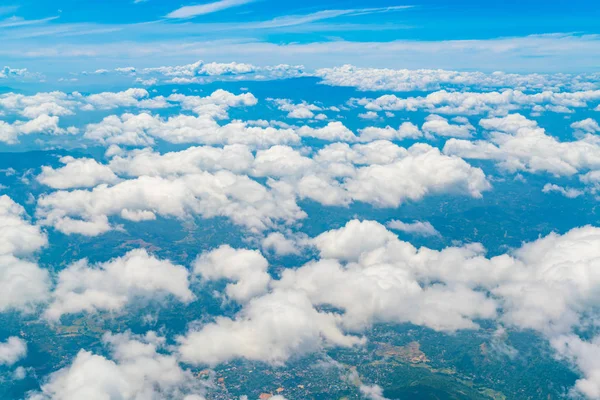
[0,16,59,29]
[166,0,256,19]
[252,6,413,29]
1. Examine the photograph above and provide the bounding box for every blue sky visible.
[2,0,600,76]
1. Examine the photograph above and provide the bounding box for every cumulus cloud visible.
[355,89,600,116]
[421,114,474,138]
[35,139,489,236]
[552,335,600,399]
[84,113,300,148]
[297,121,357,142]
[262,232,302,256]
[269,98,322,119]
[0,115,72,144]
[44,249,194,320]
[37,156,120,189]
[359,384,388,400]
[542,183,584,198]
[0,337,27,366]
[29,331,207,400]
[444,114,600,176]
[36,171,306,235]
[316,65,599,92]
[387,219,440,237]
[342,143,490,207]
[126,60,304,84]
[357,122,421,142]
[571,118,600,134]
[193,245,270,303]
[0,195,50,312]
[177,289,364,366]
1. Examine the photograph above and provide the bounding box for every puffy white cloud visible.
[288,257,477,331]
[84,88,170,110]
[0,91,76,118]
[571,118,600,134]
[262,232,302,256]
[343,144,490,207]
[552,335,600,399]
[134,60,304,84]
[358,111,379,120]
[0,196,50,312]
[252,145,313,178]
[0,89,260,145]
[168,90,257,116]
[37,156,120,189]
[0,195,47,257]
[0,255,50,313]
[444,114,600,176]
[0,66,38,81]
[360,384,388,400]
[44,249,194,320]
[297,121,357,142]
[421,114,474,138]
[0,337,27,366]
[0,115,72,144]
[315,64,597,92]
[30,331,207,400]
[193,245,270,303]
[305,220,600,336]
[36,172,306,236]
[270,98,322,119]
[387,219,440,237]
[108,145,255,177]
[249,141,489,208]
[170,217,600,389]
[542,183,584,198]
[355,89,600,116]
[85,113,300,148]
[177,289,364,366]
[357,122,421,142]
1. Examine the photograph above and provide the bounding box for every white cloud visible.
[358,111,379,120]
[0,115,71,144]
[444,114,600,176]
[36,172,306,236]
[84,113,300,148]
[0,66,39,81]
[0,196,50,312]
[316,64,600,92]
[37,156,119,189]
[360,384,388,400]
[262,232,302,256]
[252,145,313,178]
[193,245,270,303]
[552,335,600,399]
[355,89,600,116]
[84,88,170,110]
[29,331,207,400]
[422,114,474,138]
[0,337,27,366]
[177,289,364,366]
[270,98,321,119]
[108,145,254,177]
[44,249,193,320]
[571,118,600,134]
[542,183,584,199]
[357,122,421,142]
[166,0,254,19]
[387,219,440,237]
[136,61,304,83]
[343,143,490,207]
[297,121,357,142]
